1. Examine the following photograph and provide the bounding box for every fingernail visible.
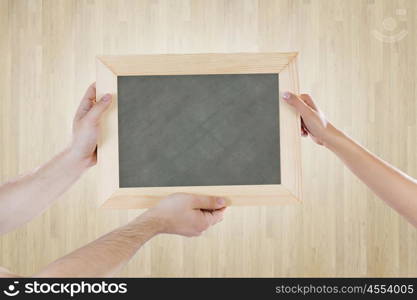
[217,198,225,206]
[282,91,291,100]
[102,94,112,102]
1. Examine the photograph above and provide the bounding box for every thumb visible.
[85,93,112,124]
[208,207,226,225]
[191,195,226,210]
[282,91,314,118]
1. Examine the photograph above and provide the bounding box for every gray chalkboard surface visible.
[117,74,280,187]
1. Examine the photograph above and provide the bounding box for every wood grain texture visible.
[279,58,302,200]
[0,0,416,277]
[98,52,296,75]
[96,58,119,206]
[102,185,299,209]
[97,53,301,208]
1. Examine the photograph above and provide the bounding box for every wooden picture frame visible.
[96,53,301,209]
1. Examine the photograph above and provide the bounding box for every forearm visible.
[0,147,89,234]
[35,212,162,277]
[326,128,417,226]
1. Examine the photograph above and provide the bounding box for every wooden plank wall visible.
[0,0,416,277]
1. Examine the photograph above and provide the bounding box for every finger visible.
[299,94,318,111]
[201,206,227,213]
[84,93,112,125]
[191,195,226,210]
[301,119,309,136]
[282,91,314,118]
[74,83,96,121]
[301,119,307,129]
[211,207,226,224]
[301,119,307,133]
[203,208,226,225]
[301,126,308,137]
[83,82,96,100]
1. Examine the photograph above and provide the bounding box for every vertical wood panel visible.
[0,0,416,277]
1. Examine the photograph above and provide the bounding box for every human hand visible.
[69,83,112,167]
[282,92,338,146]
[143,193,227,237]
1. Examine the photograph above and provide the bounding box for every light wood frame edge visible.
[96,52,301,209]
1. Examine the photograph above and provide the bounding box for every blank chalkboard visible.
[117,74,280,188]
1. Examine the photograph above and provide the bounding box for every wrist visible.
[322,124,348,151]
[133,209,168,236]
[62,146,93,173]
